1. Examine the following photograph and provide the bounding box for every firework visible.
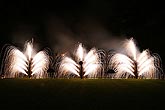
[1,40,50,78]
[59,43,101,78]
[109,38,162,79]
[97,49,116,78]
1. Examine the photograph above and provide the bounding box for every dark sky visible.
[0,0,164,63]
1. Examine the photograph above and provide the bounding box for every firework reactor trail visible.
[1,40,50,78]
[109,38,163,79]
[59,43,102,79]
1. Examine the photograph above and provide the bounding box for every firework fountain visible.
[1,40,50,78]
[97,49,116,78]
[48,53,65,78]
[59,43,101,79]
[109,38,163,79]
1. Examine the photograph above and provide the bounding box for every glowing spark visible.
[76,43,84,61]
[59,43,101,78]
[26,41,33,60]
[31,51,49,78]
[124,38,137,60]
[60,57,80,76]
[110,38,162,79]
[2,40,50,78]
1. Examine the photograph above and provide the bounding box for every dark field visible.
[0,79,165,110]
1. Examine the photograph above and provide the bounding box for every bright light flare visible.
[26,41,33,60]
[124,38,137,60]
[76,43,84,61]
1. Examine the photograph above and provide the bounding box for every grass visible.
[0,79,165,110]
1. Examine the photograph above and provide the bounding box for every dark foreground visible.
[0,79,165,110]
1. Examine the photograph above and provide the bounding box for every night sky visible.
[0,0,164,67]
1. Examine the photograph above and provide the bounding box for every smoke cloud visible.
[44,16,126,54]
[9,16,128,54]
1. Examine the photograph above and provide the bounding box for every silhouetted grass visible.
[0,79,165,110]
